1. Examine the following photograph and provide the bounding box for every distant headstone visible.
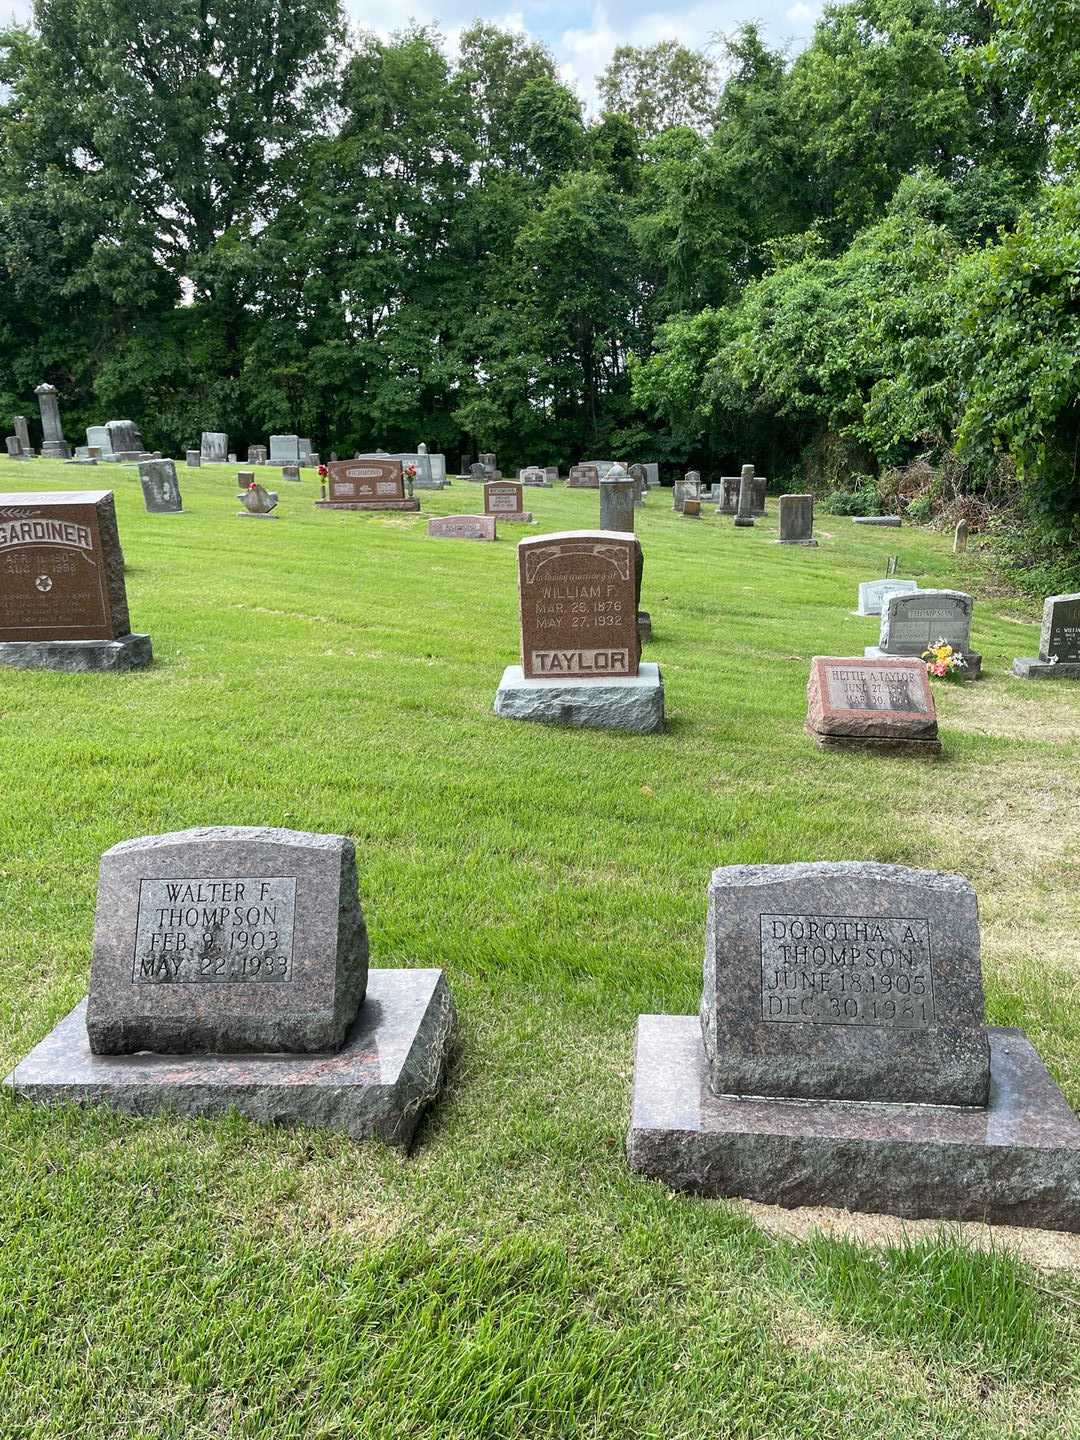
[248,445,268,465]
[777,494,817,546]
[138,460,183,513]
[853,515,901,527]
[201,432,228,463]
[107,421,145,455]
[316,459,419,512]
[954,520,968,554]
[628,864,1080,1229]
[806,655,941,756]
[84,828,368,1054]
[35,383,71,459]
[281,465,300,482]
[581,460,616,480]
[185,450,201,468]
[87,425,113,456]
[600,466,635,533]
[734,473,755,528]
[478,453,497,480]
[544,466,559,484]
[5,436,24,458]
[227,452,237,464]
[716,477,740,514]
[682,498,702,519]
[428,515,496,541]
[270,435,301,464]
[298,439,313,463]
[238,482,279,517]
[643,463,659,490]
[856,578,917,616]
[1013,593,1080,680]
[567,464,600,489]
[484,481,532,523]
[518,466,549,487]
[494,530,664,733]
[867,589,979,677]
[0,489,151,669]
[13,416,33,456]
[627,463,646,507]
[469,462,487,481]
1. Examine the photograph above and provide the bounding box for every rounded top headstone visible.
[741,463,754,478]
[606,463,628,478]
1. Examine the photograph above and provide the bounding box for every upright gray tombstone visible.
[85,829,367,1054]
[777,494,817,546]
[35,383,71,459]
[734,473,755,528]
[856,578,918,616]
[87,426,113,456]
[13,416,33,456]
[201,432,228,463]
[644,463,659,491]
[954,520,968,554]
[600,465,635,533]
[868,589,980,676]
[107,421,144,455]
[627,463,646,507]
[270,435,301,464]
[1013,593,1080,679]
[186,450,201,468]
[628,861,1080,1230]
[5,436,23,458]
[138,460,183,513]
[248,445,268,465]
[716,477,740,515]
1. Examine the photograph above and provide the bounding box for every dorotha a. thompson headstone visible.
[6,827,455,1146]
[628,861,1080,1231]
[0,490,152,670]
[1013,593,1080,680]
[494,530,664,733]
[805,656,941,756]
[428,515,496,541]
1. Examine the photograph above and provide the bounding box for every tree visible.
[599,41,719,137]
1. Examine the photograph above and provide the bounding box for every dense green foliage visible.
[1,0,1078,566]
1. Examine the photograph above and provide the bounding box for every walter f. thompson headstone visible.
[7,827,456,1146]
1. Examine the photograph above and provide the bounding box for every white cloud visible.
[785,1,820,21]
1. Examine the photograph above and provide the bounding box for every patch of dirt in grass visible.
[220,1155,413,1246]
[742,1200,1080,1273]
[936,683,1080,744]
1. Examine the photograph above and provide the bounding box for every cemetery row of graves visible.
[3,386,1080,1434]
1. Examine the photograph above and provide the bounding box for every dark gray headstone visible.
[35,383,71,459]
[13,416,32,455]
[734,473,754,527]
[201,431,228,463]
[85,827,368,1055]
[778,494,816,546]
[138,459,183,513]
[185,450,201,468]
[700,862,990,1106]
[1040,592,1080,664]
[599,466,635,532]
[879,590,973,657]
[270,435,301,464]
[107,420,144,454]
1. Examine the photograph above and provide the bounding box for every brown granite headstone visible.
[518,530,641,680]
[427,515,496,540]
[317,459,419,511]
[805,655,940,756]
[567,464,600,489]
[484,481,532,522]
[0,490,130,642]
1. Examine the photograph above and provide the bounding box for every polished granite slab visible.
[628,1016,1080,1232]
[5,968,454,1148]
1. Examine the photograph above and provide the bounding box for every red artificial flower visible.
[318,464,328,478]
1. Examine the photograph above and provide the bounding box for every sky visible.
[0,0,824,113]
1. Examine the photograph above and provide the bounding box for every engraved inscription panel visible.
[132,876,296,983]
[519,536,639,678]
[824,662,928,714]
[0,503,111,641]
[485,483,523,514]
[760,913,935,1026]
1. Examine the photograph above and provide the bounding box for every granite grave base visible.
[865,645,982,679]
[237,512,279,520]
[0,633,152,672]
[806,725,942,757]
[6,969,455,1149]
[1012,658,1080,681]
[315,499,420,512]
[494,662,664,734]
[853,516,902,527]
[627,1017,1080,1231]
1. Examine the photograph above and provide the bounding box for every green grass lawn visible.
[1,460,1079,1439]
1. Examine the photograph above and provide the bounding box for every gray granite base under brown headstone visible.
[6,969,454,1148]
[0,634,152,671]
[865,644,982,679]
[494,662,664,733]
[627,1016,1080,1231]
